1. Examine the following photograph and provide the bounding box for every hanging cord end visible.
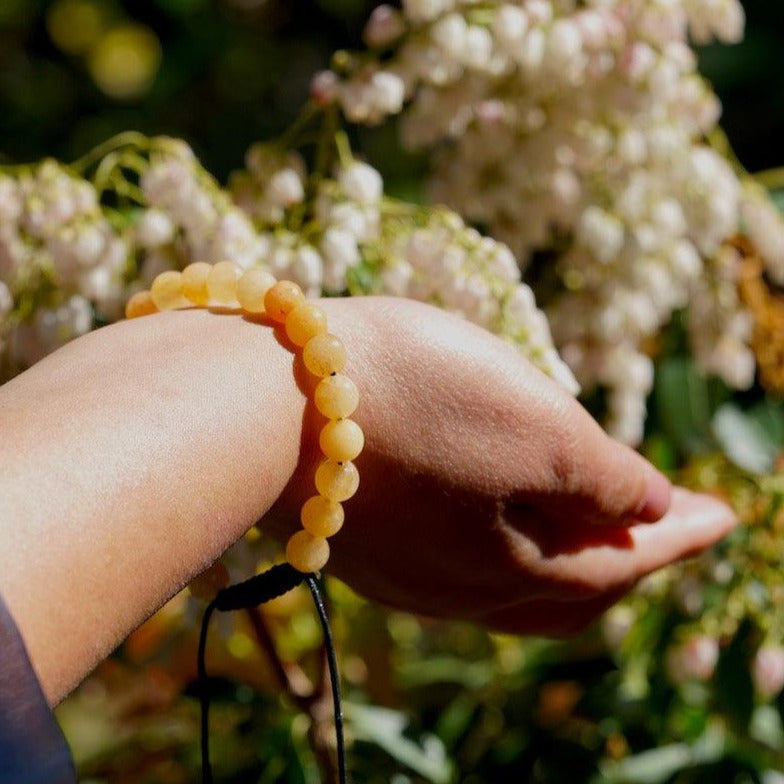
[198,565,349,784]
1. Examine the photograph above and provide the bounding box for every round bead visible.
[264,280,305,323]
[314,374,359,419]
[151,270,188,311]
[315,459,360,502]
[285,303,328,347]
[237,269,276,313]
[319,419,364,462]
[125,290,158,319]
[300,495,345,537]
[207,260,242,305]
[303,334,346,377]
[181,262,212,306]
[286,530,330,573]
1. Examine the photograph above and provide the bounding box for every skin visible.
[0,296,736,705]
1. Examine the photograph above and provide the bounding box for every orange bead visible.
[181,262,212,306]
[125,290,158,319]
[237,269,276,313]
[285,303,328,347]
[151,270,189,310]
[319,419,364,462]
[300,495,345,537]
[315,459,360,502]
[303,333,346,377]
[286,530,330,573]
[314,374,359,419]
[264,280,304,323]
[207,260,242,305]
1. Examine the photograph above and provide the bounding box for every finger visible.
[544,407,672,526]
[537,487,737,597]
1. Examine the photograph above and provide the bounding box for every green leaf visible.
[396,656,495,689]
[712,403,779,474]
[653,358,729,456]
[346,703,453,784]
[595,728,725,784]
[769,190,784,215]
[750,706,784,750]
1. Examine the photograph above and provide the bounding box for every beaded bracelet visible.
[125,260,363,574]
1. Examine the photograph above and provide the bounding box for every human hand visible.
[272,297,736,635]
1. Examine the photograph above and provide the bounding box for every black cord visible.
[198,599,217,784]
[305,575,348,784]
[198,565,348,784]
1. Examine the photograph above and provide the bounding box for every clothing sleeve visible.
[0,595,76,784]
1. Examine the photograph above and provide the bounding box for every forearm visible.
[0,308,310,704]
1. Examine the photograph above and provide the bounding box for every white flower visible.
[136,208,175,249]
[266,168,305,208]
[492,5,529,53]
[402,0,454,24]
[431,14,467,59]
[290,245,323,295]
[667,635,720,684]
[0,280,12,318]
[370,71,406,115]
[578,207,625,263]
[364,5,407,48]
[752,646,784,700]
[322,227,361,268]
[310,70,339,106]
[338,161,384,204]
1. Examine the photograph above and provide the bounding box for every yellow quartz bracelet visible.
[125,262,363,574]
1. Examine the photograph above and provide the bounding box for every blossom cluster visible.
[0,134,575,397]
[230,140,575,387]
[322,0,781,443]
[0,161,127,373]
[135,139,265,282]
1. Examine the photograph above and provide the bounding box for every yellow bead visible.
[319,419,364,462]
[181,262,212,305]
[264,280,304,323]
[125,290,158,319]
[315,459,360,502]
[207,260,242,305]
[237,269,276,313]
[285,303,328,347]
[314,374,359,419]
[303,334,346,377]
[151,270,188,310]
[286,530,330,573]
[300,495,344,537]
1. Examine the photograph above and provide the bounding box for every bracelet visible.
[124,261,363,574]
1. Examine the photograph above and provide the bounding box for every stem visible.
[111,176,146,206]
[92,152,122,196]
[69,131,150,175]
[706,127,746,177]
[754,166,784,192]
[314,105,340,181]
[244,606,313,710]
[334,131,353,170]
[278,103,322,151]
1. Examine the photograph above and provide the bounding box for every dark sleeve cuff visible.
[0,595,76,783]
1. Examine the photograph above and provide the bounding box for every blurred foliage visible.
[0,0,397,182]
[4,1,784,782]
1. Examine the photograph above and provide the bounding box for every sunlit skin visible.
[0,297,735,705]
